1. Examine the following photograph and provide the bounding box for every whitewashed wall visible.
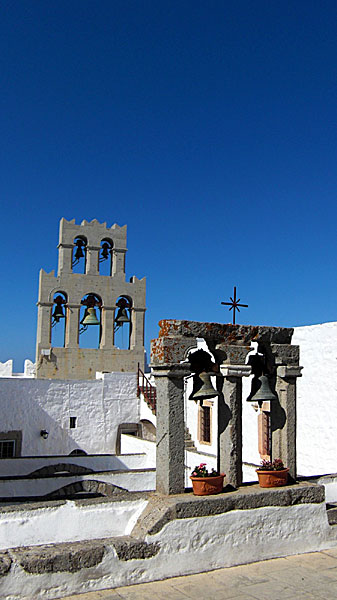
[0,497,148,550]
[293,322,337,476]
[0,372,139,457]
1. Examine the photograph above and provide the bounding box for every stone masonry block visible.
[157,320,293,344]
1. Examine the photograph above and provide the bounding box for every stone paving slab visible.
[60,547,337,600]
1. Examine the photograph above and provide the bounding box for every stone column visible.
[271,365,302,481]
[100,306,114,349]
[85,245,100,275]
[152,365,188,495]
[65,304,80,348]
[219,365,251,488]
[57,243,73,275]
[36,302,52,348]
[130,308,145,349]
[112,248,126,277]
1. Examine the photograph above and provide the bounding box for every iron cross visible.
[221,286,248,325]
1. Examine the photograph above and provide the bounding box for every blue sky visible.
[1,1,337,369]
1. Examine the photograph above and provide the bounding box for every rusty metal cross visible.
[221,286,248,325]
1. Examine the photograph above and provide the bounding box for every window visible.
[0,440,15,458]
[70,417,77,429]
[0,431,22,458]
[198,401,213,445]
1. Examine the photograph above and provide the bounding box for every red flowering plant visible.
[191,463,220,478]
[256,458,285,471]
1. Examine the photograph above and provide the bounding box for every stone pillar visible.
[219,365,251,488]
[100,306,114,349]
[65,304,80,348]
[152,365,188,495]
[112,248,126,277]
[57,243,73,275]
[130,308,145,349]
[36,303,52,348]
[85,245,100,275]
[271,365,302,481]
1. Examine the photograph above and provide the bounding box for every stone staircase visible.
[184,426,197,452]
[137,367,197,451]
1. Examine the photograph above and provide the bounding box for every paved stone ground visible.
[61,547,337,600]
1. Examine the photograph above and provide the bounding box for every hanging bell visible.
[74,240,85,260]
[101,242,110,260]
[247,374,277,403]
[81,307,100,326]
[189,372,220,402]
[52,304,65,322]
[115,308,130,325]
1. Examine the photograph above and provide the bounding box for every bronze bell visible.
[81,307,100,326]
[52,304,65,322]
[247,374,277,403]
[189,372,220,402]
[115,307,130,325]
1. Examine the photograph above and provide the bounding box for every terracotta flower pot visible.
[190,474,225,496]
[256,468,289,488]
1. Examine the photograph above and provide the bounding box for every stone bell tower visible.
[35,218,146,380]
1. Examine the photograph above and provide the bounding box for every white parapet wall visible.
[0,454,148,477]
[0,497,148,550]
[1,483,336,600]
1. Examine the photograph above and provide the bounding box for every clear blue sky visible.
[1,1,337,369]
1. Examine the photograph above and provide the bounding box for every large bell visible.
[189,372,220,402]
[115,308,130,325]
[52,304,65,322]
[81,307,100,326]
[247,374,277,403]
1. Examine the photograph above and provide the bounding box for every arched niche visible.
[72,235,87,274]
[98,238,114,276]
[114,295,132,350]
[51,292,67,347]
[79,293,102,348]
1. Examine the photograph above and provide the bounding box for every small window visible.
[70,417,77,429]
[0,440,15,458]
[198,402,212,445]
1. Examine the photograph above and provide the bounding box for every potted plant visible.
[190,463,225,496]
[256,459,289,488]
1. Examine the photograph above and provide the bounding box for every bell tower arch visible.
[35,218,146,379]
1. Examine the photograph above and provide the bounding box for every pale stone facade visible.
[35,218,146,379]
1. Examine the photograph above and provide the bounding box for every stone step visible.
[326,503,337,525]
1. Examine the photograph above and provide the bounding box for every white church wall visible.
[293,322,337,476]
[0,372,139,457]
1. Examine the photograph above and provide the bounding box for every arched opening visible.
[79,293,102,348]
[72,236,87,274]
[98,238,113,276]
[51,292,67,347]
[69,449,87,456]
[114,296,132,350]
